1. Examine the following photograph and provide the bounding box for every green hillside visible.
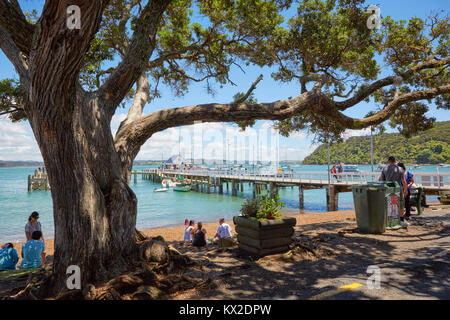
[302,121,450,165]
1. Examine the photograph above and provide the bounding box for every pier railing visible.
[142,168,450,188]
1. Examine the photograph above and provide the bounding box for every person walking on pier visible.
[338,163,343,182]
[331,165,338,181]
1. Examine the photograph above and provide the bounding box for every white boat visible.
[342,165,359,173]
[154,187,169,192]
[161,179,176,188]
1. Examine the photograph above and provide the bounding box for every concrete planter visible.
[233,216,296,257]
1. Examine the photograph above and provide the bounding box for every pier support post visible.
[232,181,237,196]
[298,186,304,210]
[133,171,137,184]
[240,182,244,193]
[218,179,223,194]
[326,186,339,211]
[28,175,32,192]
[252,183,257,199]
[269,182,279,199]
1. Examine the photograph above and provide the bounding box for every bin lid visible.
[351,181,399,190]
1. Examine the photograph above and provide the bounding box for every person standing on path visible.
[397,163,415,221]
[379,156,408,225]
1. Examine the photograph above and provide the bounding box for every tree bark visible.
[28,90,138,292]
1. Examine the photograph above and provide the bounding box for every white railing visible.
[146,168,450,187]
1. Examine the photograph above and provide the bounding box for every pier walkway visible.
[134,168,450,211]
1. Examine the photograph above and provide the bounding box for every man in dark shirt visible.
[379,156,408,223]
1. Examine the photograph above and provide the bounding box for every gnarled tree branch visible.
[330,83,450,128]
[335,57,450,110]
[0,0,35,55]
[99,0,172,117]
[0,26,29,85]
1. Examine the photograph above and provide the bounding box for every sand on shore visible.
[9,210,356,264]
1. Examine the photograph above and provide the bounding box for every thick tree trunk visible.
[28,91,138,293]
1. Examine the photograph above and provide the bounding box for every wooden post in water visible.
[269,182,278,199]
[28,175,32,192]
[218,179,223,194]
[298,185,304,210]
[240,182,244,193]
[326,185,339,211]
[133,171,137,184]
[252,183,256,199]
[232,181,237,196]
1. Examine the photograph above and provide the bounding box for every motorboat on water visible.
[154,187,169,192]
[173,183,191,192]
[342,165,359,173]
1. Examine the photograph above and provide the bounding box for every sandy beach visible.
[10,209,356,264]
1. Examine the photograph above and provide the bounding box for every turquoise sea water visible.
[0,165,447,243]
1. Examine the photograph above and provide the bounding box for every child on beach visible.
[183,220,195,245]
[20,231,46,269]
[0,243,19,271]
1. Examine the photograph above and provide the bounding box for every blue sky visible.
[0,0,449,162]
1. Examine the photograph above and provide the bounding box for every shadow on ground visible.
[166,211,449,300]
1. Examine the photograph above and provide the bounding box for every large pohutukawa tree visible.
[0,0,448,292]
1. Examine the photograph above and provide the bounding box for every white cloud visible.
[0,119,42,161]
[342,128,372,140]
[289,131,310,141]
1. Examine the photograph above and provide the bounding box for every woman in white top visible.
[183,220,195,244]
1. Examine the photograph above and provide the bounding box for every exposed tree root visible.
[2,236,208,300]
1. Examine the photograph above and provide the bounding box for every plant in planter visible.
[240,193,285,221]
[235,192,295,257]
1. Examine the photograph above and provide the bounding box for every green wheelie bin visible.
[352,181,402,234]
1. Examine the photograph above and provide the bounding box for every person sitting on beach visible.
[213,218,234,247]
[25,211,44,242]
[192,222,207,247]
[0,243,19,271]
[20,231,46,269]
[183,220,195,245]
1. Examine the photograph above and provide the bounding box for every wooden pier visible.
[28,169,50,191]
[134,168,450,211]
